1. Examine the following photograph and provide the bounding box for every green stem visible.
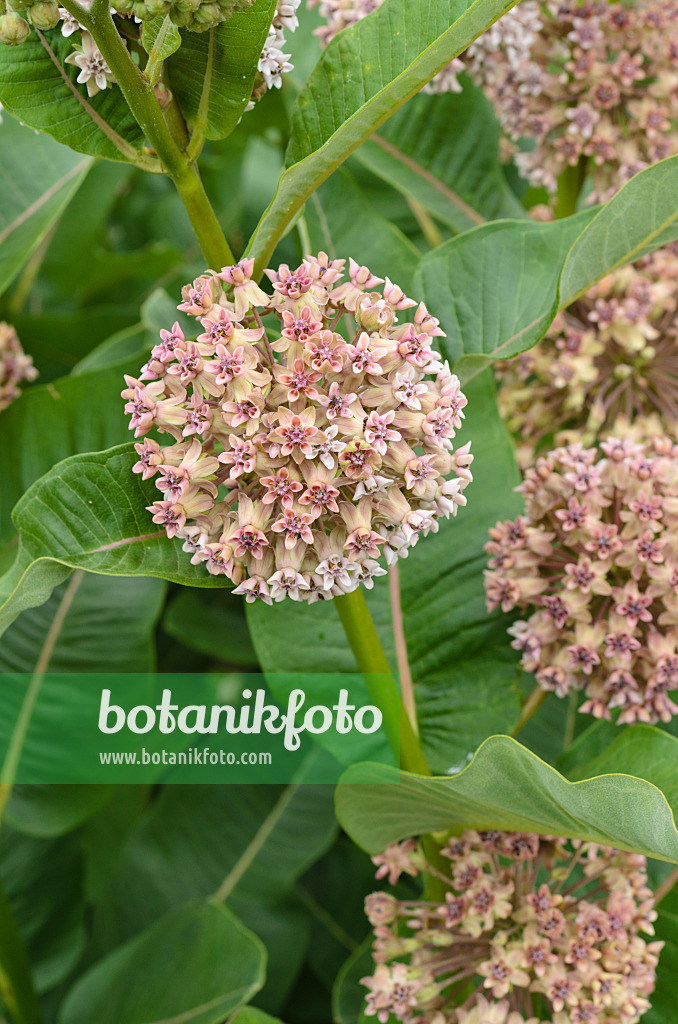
[60,0,235,268]
[0,879,41,1024]
[554,157,587,219]
[334,588,430,775]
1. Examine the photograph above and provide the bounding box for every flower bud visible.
[0,11,29,43]
[27,1,59,29]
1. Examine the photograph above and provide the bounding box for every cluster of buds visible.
[1,0,298,113]
[361,830,662,1024]
[485,436,678,725]
[496,243,678,469]
[122,254,473,604]
[0,322,38,412]
[467,0,678,200]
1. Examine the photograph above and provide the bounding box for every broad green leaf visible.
[167,0,278,141]
[332,938,373,1024]
[0,443,228,637]
[246,0,520,272]
[0,362,144,545]
[0,875,41,1024]
[230,1011,285,1024]
[0,572,165,821]
[59,900,266,1024]
[305,168,420,290]
[1,827,85,993]
[0,116,91,296]
[12,307,139,382]
[90,754,337,1010]
[163,588,258,668]
[247,370,522,772]
[0,32,144,161]
[415,156,678,380]
[353,81,524,234]
[335,732,678,863]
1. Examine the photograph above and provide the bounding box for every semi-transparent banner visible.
[0,672,398,783]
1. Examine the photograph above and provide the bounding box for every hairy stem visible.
[59,0,235,268]
[334,588,429,774]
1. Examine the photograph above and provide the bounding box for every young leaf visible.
[58,900,266,1024]
[166,0,277,141]
[353,82,525,233]
[140,14,181,70]
[0,32,144,161]
[246,0,520,271]
[335,731,678,863]
[0,116,91,296]
[415,156,678,379]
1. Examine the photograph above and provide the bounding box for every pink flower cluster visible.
[122,255,472,603]
[469,0,678,200]
[361,830,662,1024]
[496,243,678,468]
[0,321,37,411]
[485,436,678,725]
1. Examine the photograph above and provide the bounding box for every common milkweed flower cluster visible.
[0,321,37,412]
[485,436,678,725]
[496,243,678,468]
[122,254,473,604]
[361,830,661,1024]
[468,0,678,200]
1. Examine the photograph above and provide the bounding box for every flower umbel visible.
[485,435,678,725]
[361,830,662,1024]
[0,322,38,411]
[496,243,678,467]
[123,254,473,603]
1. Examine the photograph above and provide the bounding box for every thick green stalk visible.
[60,0,235,269]
[335,588,430,775]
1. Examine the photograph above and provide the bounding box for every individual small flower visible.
[362,829,662,1024]
[0,322,37,411]
[122,254,473,601]
[65,32,115,97]
[485,435,678,725]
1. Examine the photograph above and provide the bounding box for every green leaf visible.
[0,875,41,1024]
[415,156,678,380]
[59,900,266,1024]
[0,444,227,637]
[0,572,165,810]
[167,0,278,141]
[5,785,113,838]
[0,116,90,296]
[247,371,523,772]
[1,827,86,993]
[141,14,181,66]
[332,938,373,1024]
[305,168,420,290]
[89,757,337,1010]
[163,588,259,667]
[335,732,678,863]
[0,362,143,546]
[353,80,524,233]
[0,32,144,161]
[246,0,520,271]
